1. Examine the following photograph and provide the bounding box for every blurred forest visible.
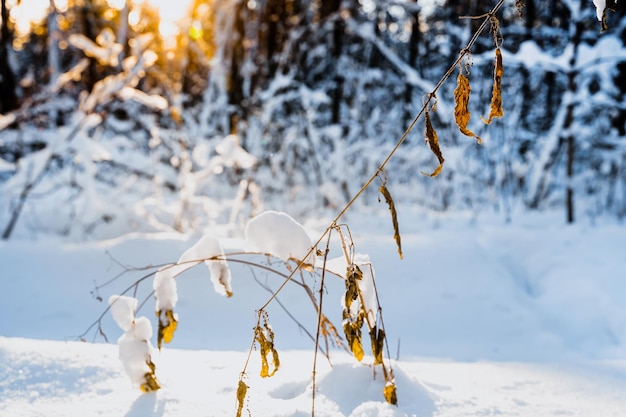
[0,0,625,240]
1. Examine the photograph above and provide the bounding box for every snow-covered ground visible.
[2,209,626,416]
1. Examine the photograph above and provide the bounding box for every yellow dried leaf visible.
[454,72,482,144]
[157,309,178,350]
[343,309,365,362]
[139,360,161,392]
[383,382,398,405]
[255,324,280,378]
[420,111,444,178]
[379,185,403,260]
[235,379,248,417]
[345,323,365,361]
[481,47,504,125]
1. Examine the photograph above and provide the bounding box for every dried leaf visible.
[343,264,366,361]
[255,323,280,378]
[157,309,178,350]
[481,48,504,125]
[343,311,365,362]
[139,360,161,392]
[235,379,248,417]
[383,382,398,405]
[344,264,362,311]
[420,111,444,178]
[369,326,385,365]
[454,72,482,144]
[379,185,403,260]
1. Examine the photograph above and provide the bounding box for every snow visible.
[153,234,232,313]
[244,210,316,264]
[0,157,15,172]
[1,211,626,416]
[108,295,138,331]
[593,0,607,21]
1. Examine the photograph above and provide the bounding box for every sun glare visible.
[5,0,195,44]
[7,0,50,35]
[113,0,195,46]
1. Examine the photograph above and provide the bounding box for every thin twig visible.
[311,228,334,417]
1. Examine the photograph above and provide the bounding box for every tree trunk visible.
[403,1,420,128]
[0,0,19,113]
[227,1,246,133]
[331,8,344,125]
[563,12,585,224]
[81,1,99,92]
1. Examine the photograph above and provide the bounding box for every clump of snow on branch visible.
[154,268,179,313]
[244,210,316,265]
[593,0,607,21]
[199,236,233,297]
[153,234,233,312]
[109,294,138,331]
[108,295,160,392]
[152,235,232,348]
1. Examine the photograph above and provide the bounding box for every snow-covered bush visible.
[101,209,399,411]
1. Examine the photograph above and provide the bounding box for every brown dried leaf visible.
[481,48,504,125]
[379,184,403,260]
[235,379,248,417]
[157,309,178,350]
[420,111,444,178]
[454,72,482,144]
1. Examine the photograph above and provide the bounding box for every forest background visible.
[0,0,625,241]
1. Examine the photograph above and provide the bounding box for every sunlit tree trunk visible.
[116,0,129,67]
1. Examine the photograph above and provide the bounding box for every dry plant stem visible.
[335,225,354,265]
[238,0,506,410]
[369,264,394,371]
[311,230,334,417]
